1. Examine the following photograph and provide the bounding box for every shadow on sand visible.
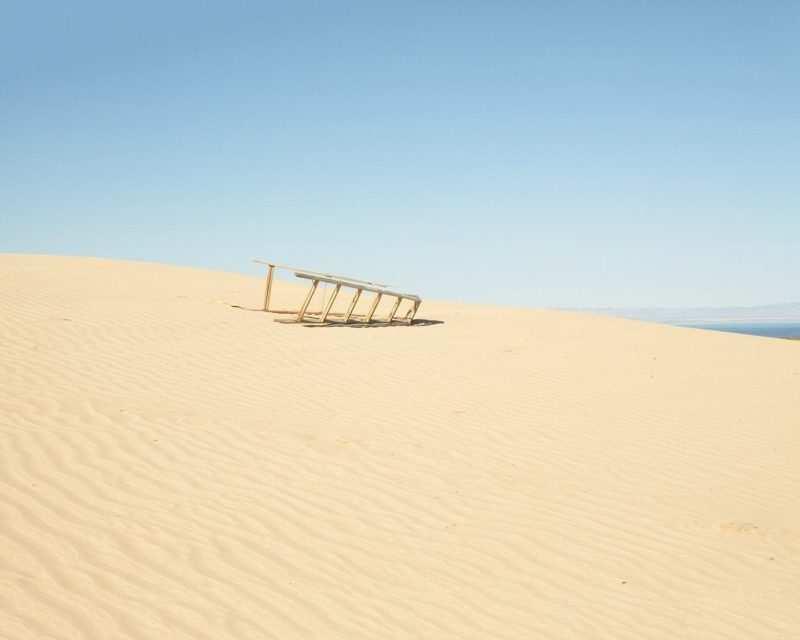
[229,306,443,328]
[298,318,443,329]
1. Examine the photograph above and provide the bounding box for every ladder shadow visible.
[230,306,442,328]
[299,318,443,329]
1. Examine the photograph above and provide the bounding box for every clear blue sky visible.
[2,1,798,308]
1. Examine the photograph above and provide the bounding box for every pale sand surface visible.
[2,254,799,639]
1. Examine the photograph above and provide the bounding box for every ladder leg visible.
[365,292,382,323]
[320,284,341,322]
[407,300,420,324]
[262,264,275,311]
[387,296,402,323]
[296,280,319,322]
[403,300,415,324]
[343,288,362,323]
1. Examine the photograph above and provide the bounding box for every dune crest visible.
[2,255,799,639]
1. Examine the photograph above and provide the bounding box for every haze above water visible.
[681,322,800,339]
[580,301,800,338]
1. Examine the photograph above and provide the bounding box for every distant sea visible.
[677,322,800,339]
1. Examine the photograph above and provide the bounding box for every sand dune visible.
[1,254,799,639]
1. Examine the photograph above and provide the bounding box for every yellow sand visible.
[2,254,799,639]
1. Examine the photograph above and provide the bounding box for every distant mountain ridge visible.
[576,302,800,324]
